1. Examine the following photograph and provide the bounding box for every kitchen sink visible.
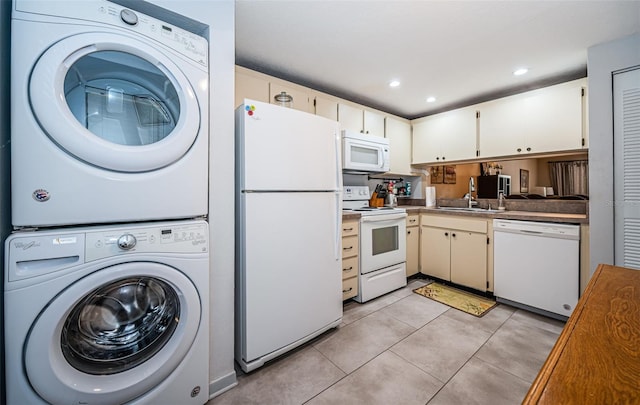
[435,207,501,213]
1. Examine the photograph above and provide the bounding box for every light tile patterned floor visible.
[210,279,565,405]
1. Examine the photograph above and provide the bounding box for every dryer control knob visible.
[117,234,137,250]
[120,9,139,26]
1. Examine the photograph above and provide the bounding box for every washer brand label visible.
[14,241,41,250]
[32,189,50,202]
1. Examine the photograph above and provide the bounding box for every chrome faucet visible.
[468,177,476,208]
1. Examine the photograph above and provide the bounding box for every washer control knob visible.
[117,234,137,250]
[120,9,138,26]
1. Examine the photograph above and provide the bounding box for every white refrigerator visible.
[235,99,343,372]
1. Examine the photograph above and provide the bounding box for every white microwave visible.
[342,130,390,174]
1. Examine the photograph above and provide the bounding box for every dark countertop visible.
[405,206,588,224]
[342,206,588,224]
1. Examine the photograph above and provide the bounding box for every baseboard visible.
[208,371,237,400]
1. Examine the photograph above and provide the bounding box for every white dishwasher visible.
[493,219,580,319]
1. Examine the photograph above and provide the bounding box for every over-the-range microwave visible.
[342,130,390,174]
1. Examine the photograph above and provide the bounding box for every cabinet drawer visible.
[341,256,359,279]
[420,214,487,233]
[342,276,358,300]
[342,220,359,237]
[406,213,419,227]
[342,235,359,258]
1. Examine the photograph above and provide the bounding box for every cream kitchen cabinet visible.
[406,213,420,277]
[478,78,587,158]
[420,215,488,291]
[412,106,478,164]
[341,219,359,300]
[235,69,269,107]
[338,103,385,137]
[314,95,338,121]
[269,83,313,114]
[385,117,414,175]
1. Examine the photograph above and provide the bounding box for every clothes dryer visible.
[11,0,209,227]
[4,220,210,404]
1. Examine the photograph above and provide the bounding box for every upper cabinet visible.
[314,95,338,121]
[478,78,587,158]
[338,104,385,137]
[235,69,269,107]
[412,106,478,164]
[385,117,413,175]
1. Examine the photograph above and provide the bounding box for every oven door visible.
[360,213,407,273]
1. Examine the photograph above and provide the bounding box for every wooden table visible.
[523,263,640,404]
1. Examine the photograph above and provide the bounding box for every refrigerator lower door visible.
[238,191,342,369]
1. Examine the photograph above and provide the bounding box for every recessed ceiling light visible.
[426,96,436,103]
[513,68,529,76]
[389,80,400,88]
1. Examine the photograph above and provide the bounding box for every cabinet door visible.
[406,226,420,277]
[412,107,476,164]
[450,231,487,291]
[235,71,269,108]
[338,103,364,133]
[269,83,312,113]
[478,97,524,157]
[386,117,413,175]
[363,110,385,137]
[420,226,450,280]
[315,95,338,121]
[412,118,443,164]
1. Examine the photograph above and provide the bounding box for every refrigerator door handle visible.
[335,191,341,261]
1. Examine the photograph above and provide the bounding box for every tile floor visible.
[210,278,565,405]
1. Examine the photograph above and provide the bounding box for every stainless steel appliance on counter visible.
[343,186,407,303]
[477,174,511,198]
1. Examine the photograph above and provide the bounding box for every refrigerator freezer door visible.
[237,99,341,191]
[238,192,342,363]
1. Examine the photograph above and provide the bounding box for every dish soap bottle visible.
[498,192,506,210]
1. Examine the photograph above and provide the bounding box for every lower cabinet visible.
[420,215,488,291]
[341,219,359,300]
[406,213,420,277]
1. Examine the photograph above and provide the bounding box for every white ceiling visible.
[235,0,640,119]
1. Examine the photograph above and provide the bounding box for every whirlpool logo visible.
[14,241,41,250]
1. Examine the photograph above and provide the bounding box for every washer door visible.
[29,32,201,172]
[25,262,201,405]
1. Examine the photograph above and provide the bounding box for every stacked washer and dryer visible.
[5,1,211,404]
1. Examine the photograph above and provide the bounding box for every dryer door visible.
[29,32,202,172]
[24,262,201,405]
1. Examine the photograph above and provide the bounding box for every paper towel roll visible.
[426,186,436,207]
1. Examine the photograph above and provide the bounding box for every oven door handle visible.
[361,213,407,222]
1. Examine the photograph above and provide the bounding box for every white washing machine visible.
[11,0,209,228]
[4,220,210,405]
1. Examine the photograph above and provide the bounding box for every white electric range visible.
[343,186,407,302]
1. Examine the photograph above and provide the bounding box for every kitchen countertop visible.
[341,206,587,224]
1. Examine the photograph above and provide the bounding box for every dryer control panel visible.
[14,0,209,68]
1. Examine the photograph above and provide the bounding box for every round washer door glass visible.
[62,276,180,375]
[24,262,201,405]
[30,32,202,173]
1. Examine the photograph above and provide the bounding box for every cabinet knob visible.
[343,266,353,272]
[452,233,456,237]
[407,230,411,235]
[444,232,449,236]
[343,227,353,231]
[517,148,522,153]
[343,287,353,293]
[526,147,531,152]
[436,157,440,161]
[343,246,353,251]
[442,156,446,160]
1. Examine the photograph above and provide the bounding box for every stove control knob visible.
[117,234,137,250]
